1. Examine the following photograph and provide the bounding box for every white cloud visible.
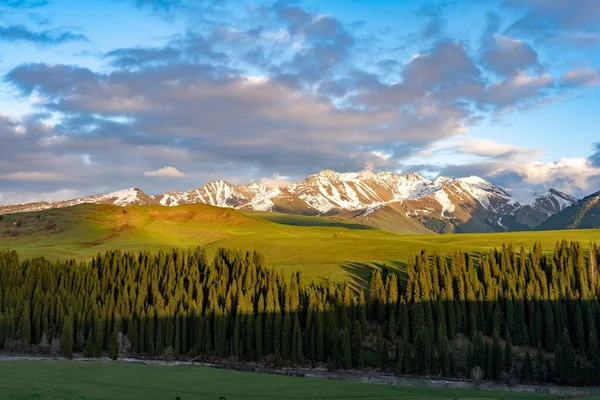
[560,68,600,87]
[511,158,600,192]
[371,150,392,160]
[0,171,63,181]
[0,189,82,205]
[144,166,187,178]
[481,35,539,77]
[459,139,541,158]
[487,72,554,107]
[259,173,293,187]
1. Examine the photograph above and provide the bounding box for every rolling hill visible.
[1,202,598,282]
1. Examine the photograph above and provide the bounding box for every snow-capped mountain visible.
[0,188,158,215]
[539,190,600,230]
[152,169,577,233]
[155,180,282,211]
[508,189,579,229]
[0,170,579,233]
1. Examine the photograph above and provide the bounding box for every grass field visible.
[0,360,561,400]
[1,203,599,282]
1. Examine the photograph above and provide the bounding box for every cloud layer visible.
[0,0,599,203]
[0,25,87,45]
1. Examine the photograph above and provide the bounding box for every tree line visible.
[0,240,598,385]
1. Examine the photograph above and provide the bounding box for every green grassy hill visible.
[1,203,599,281]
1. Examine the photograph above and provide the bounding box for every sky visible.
[0,0,599,204]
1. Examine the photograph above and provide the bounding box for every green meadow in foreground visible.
[0,360,558,400]
[0,203,599,281]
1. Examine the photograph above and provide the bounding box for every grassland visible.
[0,360,560,400]
[0,203,598,282]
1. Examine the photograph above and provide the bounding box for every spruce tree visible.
[84,332,95,358]
[438,329,451,377]
[61,316,73,359]
[109,329,119,360]
[292,314,303,362]
[504,333,513,373]
[281,312,292,359]
[351,320,363,368]
[521,351,533,382]
[254,313,263,359]
[341,327,352,369]
[574,305,585,353]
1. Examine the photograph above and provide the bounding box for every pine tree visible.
[273,313,282,359]
[368,270,386,323]
[358,292,368,334]
[94,318,104,358]
[392,338,403,375]
[556,328,575,384]
[61,316,73,359]
[521,351,533,382]
[316,312,325,362]
[109,329,119,360]
[543,303,556,351]
[438,329,451,377]
[351,320,363,368]
[254,313,263,359]
[292,314,303,362]
[233,315,242,359]
[588,315,600,384]
[536,342,546,383]
[341,327,352,369]
[84,332,95,358]
[504,333,513,373]
[245,314,255,360]
[574,305,585,353]
[281,312,292,359]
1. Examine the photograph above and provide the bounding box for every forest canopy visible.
[0,240,598,385]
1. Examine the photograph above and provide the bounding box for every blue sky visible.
[0,0,599,203]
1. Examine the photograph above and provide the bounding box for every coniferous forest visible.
[0,241,599,386]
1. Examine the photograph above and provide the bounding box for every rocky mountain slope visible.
[0,170,579,233]
[538,190,600,230]
[153,169,576,233]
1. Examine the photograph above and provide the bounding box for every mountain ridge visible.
[538,190,600,230]
[0,169,579,233]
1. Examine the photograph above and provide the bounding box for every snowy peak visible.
[155,179,281,211]
[0,169,581,234]
[84,188,157,206]
[523,189,578,216]
[0,187,158,215]
[156,180,247,208]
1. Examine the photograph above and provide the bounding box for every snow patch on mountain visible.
[94,188,146,206]
[523,189,577,216]
[434,189,456,216]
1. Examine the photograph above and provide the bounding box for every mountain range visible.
[0,169,585,234]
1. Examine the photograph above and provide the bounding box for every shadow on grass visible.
[259,214,375,230]
[340,260,407,291]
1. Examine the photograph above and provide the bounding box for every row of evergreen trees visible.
[0,240,598,385]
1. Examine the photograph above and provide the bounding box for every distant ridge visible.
[0,169,579,234]
[539,190,600,230]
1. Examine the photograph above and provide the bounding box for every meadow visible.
[0,360,561,400]
[0,203,598,282]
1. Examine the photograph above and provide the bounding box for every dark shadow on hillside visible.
[340,260,407,292]
[260,214,375,230]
